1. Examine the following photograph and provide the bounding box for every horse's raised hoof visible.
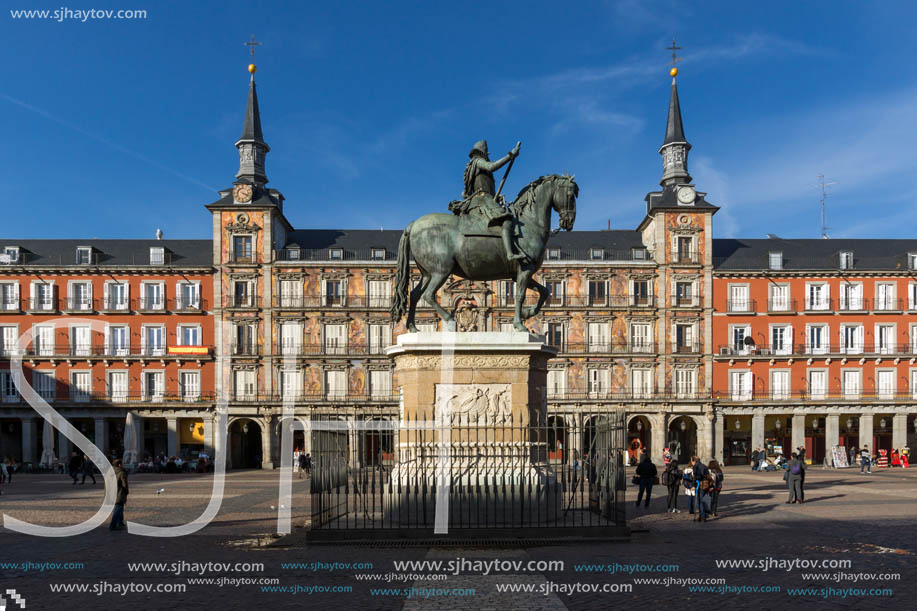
[407,325,418,333]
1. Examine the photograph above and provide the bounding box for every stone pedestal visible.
[385,332,558,527]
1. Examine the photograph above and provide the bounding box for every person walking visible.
[902,446,910,469]
[708,459,724,516]
[634,452,657,509]
[696,473,713,522]
[785,452,805,504]
[80,454,96,485]
[297,452,307,480]
[109,459,129,531]
[67,451,82,485]
[662,460,681,513]
[860,445,872,474]
[1,457,9,484]
[304,453,312,475]
[751,448,760,471]
[683,462,696,515]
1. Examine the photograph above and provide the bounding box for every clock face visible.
[233,184,253,203]
[677,186,696,204]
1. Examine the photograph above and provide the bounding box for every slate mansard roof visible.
[0,239,213,268]
[713,238,917,272]
[280,229,648,262]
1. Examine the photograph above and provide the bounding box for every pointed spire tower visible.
[658,67,691,186]
[235,64,270,186]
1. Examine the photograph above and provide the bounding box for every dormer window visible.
[150,247,165,265]
[286,247,301,260]
[371,248,386,260]
[769,252,783,270]
[0,246,20,264]
[546,248,561,260]
[329,248,343,260]
[590,248,604,260]
[839,251,853,270]
[76,247,92,265]
[631,247,647,260]
[908,253,917,270]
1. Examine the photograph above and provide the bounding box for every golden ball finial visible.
[248,63,257,74]
[670,67,678,78]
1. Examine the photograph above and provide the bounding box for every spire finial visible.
[245,35,262,77]
[666,38,682,80]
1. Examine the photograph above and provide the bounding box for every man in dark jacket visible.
[68,451,82,485]
[663,461,681,513]
[785,452,805,503]
[634,452,657,509]
[109,459,129,531]
[80,453,96,485]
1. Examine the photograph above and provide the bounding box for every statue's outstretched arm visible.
[480,152,515,173]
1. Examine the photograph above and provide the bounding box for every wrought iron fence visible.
[309,410,625,535]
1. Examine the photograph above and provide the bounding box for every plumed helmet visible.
[468,140,488,158]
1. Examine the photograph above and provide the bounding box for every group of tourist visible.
[133,453,213,474]
[634,452,725,522]
[66,451,97,485]
[0,456,18,496]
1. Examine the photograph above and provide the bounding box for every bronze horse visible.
[391,173,578,332]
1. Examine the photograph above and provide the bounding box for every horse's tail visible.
[390,222,413,323]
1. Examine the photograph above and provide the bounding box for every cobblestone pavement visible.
[1,466,915,610]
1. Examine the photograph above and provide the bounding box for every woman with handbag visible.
[662,460,681,513]
[634,451,657,509]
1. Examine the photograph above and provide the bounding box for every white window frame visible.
[368,280,391,308]
[70,370,92,402]
[876,369,896,400]
[141,324,166,356]
[75,247,92,265]
[770,369,790,400]
[233,369,256,400]
[369,369,392,399]
[280,322,303,356]
[280,369,303,401]
[143,370,165,402]
[728,284,751,312]
[33,324,55,356]
[769,324,793,356]
[675,369,697,399]
[30,281,55,311]
[587,367,611,398]
[874,323,897,355]
[0,324,20,357]
[279,279,303,308]
[107,324,130,356]
[840,323,864,355]
[587,279,608,306]
[587,321,610,353]
[729,369,753,401]
[368,323,392,354]
[730,324,752,355]
[805,323,829,355]
[874,282,898,311]
[768,251,783,270]
[805,282,829,311]
[108,370,129,402]
[33,369,56,400]
[150,247,165,265]
[674,323,696,353]
[322,279,344,307]
[547,368,566,398]
[842,369,861,400]
[769,283,790,312]
[839,282,864,311]
[0,370,20,403]
[140,281,165,311]
[631,368,653,399]
[104,281,130,311]
[630,323,652,353]
[323,323,348,355]
[0,281,20,311]
[177,324,202,347]
[325,369,347,400]
[807,369,827,400]
[176,281,201,310]
[180,370,201,401]
[70,324,92,357]
[839,251,853,270]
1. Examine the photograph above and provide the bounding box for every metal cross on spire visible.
[244,35,262,59]
[666,38,683,69]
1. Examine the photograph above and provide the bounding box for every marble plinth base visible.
[384,331,559,527]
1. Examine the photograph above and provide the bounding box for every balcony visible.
[228,295,257,309]
[229,252,258,264]
[0,391,216,405]
[546,342,658,355]
[726,299,756,313]
[170,297,207,313]
[715,343,917,358]
[231,341,260,356]
[135,298,167,313]
[713,389,915,402]
[27,298,58,313]
[15,343,213,359]
[872,297,904,312]
[227,391,401,403]
[0,298,22,313]
[767,299,797,314]
[673,251,700,265]
[837,297,867,312]
[272,295,391,309]
[63,297,95,313]
[673,295,699,308]
[672,343,701,354]
[803,299,833,313]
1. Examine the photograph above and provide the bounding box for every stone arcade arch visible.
[229,417,263,469]
[667,416,697,465]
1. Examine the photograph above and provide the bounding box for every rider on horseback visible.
[451,139,525,262]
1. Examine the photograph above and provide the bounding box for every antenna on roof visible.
[815,174,836,239]
[156,228,163,240]
[607,219,611,231]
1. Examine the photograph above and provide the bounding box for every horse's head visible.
[553,173,578,231]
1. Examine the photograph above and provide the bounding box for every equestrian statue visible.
[391,140,578,332]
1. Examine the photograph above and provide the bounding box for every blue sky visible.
[3,0,917,239]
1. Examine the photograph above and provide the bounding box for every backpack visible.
[662,468,676,486]
[791,462,801,475]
